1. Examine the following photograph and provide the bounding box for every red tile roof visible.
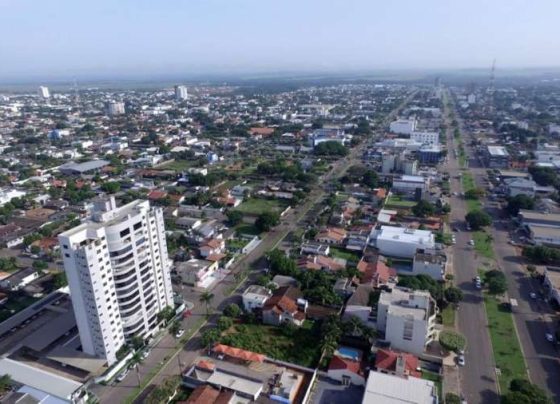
[186,385,220,404]
[328,355,362,375]
[375,349,421,378]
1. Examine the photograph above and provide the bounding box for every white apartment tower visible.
[38,86,50,98]
[175,85,188,101]
[107,101,125,116]
[58,197,174,365]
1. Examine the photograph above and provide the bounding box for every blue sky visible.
[1,0,559,78]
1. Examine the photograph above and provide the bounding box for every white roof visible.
[377,226,434,245]
[362,371,437,404]
[487,146,509,156]
[0,358,83,401]
[397,175,425,183]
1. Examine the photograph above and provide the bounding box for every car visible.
[475,282,482,289]
[546,333,554,343]
[457,355,465,366]
[474,276,481,283]
[466,224,472,231]
[175,329,185,338]
[468,239,475,246]
[116,370,129,382]
[529,292,537,299]
[141,350,150,360]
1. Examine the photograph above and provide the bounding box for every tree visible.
[507,194,535,216]
[129,352,143,386]
[131,335,145,351]
[53,272,68,288]
[444,287,464,305]
[528,166,558,187]
[465,210,492,230]
[199,291,215,316]
[464,188,485,200]
[444,393,462,404]
[157,306,176,324]
[226,210,243,227]
[223,303,241,318]
[314,141,349,157]
[33,260,48,270]
[523,245,560,264]
[0,374,11,394]
[486,270,507,295]
[101,181,121,194]
[169,320,181,336]
[217,316,233,331]
[412,200,436,218]
[439,331,466,352]
[506,378,552,404]
[201,328,220,348]
[255,211,280,232]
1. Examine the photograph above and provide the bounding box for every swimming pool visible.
[337,346,361,361]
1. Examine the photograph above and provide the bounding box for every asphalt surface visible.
[452,108,560,400]
[443,91,500,403]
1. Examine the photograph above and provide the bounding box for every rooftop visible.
[362,370,437,404]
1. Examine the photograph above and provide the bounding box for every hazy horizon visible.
[2,0,560,81]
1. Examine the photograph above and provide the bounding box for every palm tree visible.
[199,291,214,316]
[129,352,143,386]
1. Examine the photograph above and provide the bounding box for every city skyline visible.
[2,0,560,80]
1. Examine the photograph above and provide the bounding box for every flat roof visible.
[59,160,109,173]
[520,210,560,224]
[22,310,76,352]
[487,145,509,157]
[47,345,106,374]
[362,371,437,404]
[206,369,263,398]
[377,226,434,245]
[529,224,560,238]
[0,358,83,401]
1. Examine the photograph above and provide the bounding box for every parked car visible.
[175,329,185,338]
[116,369,129,382]
[457,355,465,366]
[468,239,475,246]
[546,333,554,343]
[529,292,537,300]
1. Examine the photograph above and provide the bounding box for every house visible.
[176,259,219,288]
[262,286,307,327]
[175,217,202,230]
[361,371,438,404]
[298,255,346,272]
[199,238,225,258]
[374,349,421,378]
[357,257,397,287]
[30,237,60,255]
[345,230,370,252]
[271,275,298,288]
[316,227,347,245]
[371,226,435,259]
[327,348,366,386]
[483,145,510,168]
[300,243,330,256]
[376,287,438,355]
[186,384,235,404]
[0,268,40,291]
[412,251,447,281]
[343,284,376,328]
[242,285,272,312]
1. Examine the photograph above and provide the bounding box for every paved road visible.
[450,100,560,401]
[443,90,500,403]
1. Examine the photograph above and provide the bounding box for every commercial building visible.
[377,287,438,355]
[528,225,560,247]
[38,86,50,99]
[519,210,560,229]
[392,175,429,196]
[418,145,442,165]
[389,119,416,135]
[372,226,435,259]
[175,85,188,101]
[58,197,173,365]
[308,128,351,147]
[483,145,510,168]
[107,101,125,116]
[59,160,110,176]
[411,251,447,280]
[410,131,439,145]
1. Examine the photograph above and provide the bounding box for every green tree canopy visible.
[465,210,492,230]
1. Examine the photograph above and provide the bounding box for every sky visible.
[1,0,560,80]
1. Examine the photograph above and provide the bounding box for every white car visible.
[546,333,555,342]
[475,281,482,289]
[116,370,129,382]
[457,355,465,366]
[141,350,150,360]
[529,292,537,299]
[468,240,475,246]
[175,329,185,338]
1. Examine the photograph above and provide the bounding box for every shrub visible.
[439,331,466,352]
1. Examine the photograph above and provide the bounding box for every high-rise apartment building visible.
[38,86,50,98]
[58,197,174,365]
[107,101,125,116]
[175,85,188,101]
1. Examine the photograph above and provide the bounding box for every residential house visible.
[0,268,40,291]
[262,286,307,327]
[176,259,219,288]
[357,257,397,287]
[411,251,447,281]
[242,285,272,313]
[371,226,435,259]
[316,227,347,245]
[361,371,438,404]
[343,284,375,328]
[300,243,330,256]
[298,255,346,272]
[374,348,421,378]
[199,238,225,259]
[328,348,366,386]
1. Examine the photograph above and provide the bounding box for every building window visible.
[120,228,130,238]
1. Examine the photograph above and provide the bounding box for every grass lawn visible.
[329,247,361,263]
[441,305,456,327]
[227,238,249,250]
[465,198,482,211]
[473,231,495,259]
[220,322,322,368]
[422,371,443,400]
[462,172,475,192]
[234,198,290,215]
[235,224,261,236]
[158,159,197,172]
[484,295,527,391]
[386,195,416,208]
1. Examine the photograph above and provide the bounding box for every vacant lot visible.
[234,198,290,215]
[157,159,197,172]
[220,322,322,368]
[386,195,416,208]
